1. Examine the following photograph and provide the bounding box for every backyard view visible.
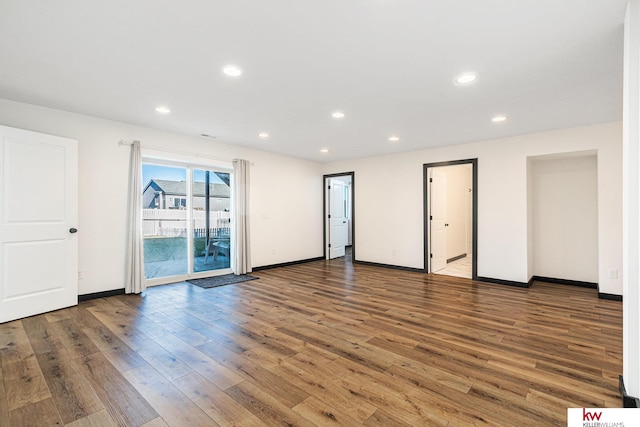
[142,164,231,279]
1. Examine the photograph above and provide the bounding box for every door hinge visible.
[429,215,432,220]
[429,178,433,183]
[328,185,331,189]
[430,253,433,258]
[328,214,331,218]
[328,244,332,248]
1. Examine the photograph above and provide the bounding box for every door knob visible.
[69,228,78,233]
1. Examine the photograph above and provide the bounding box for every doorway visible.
[323,172,355,261]
[424,159,477,279]
[528,152,598,284]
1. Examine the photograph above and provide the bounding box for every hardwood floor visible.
[0,257,622,426]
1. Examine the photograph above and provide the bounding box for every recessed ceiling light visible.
[492,115,507,122]
[454,73,478,85]
[222,65,243,77]
[258,132,270,139]
[388,136,400,142]
[155,106,171,114]
[320,148,329,153]
[331,111,345,119]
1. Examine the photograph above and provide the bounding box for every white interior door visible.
[329,179,347,259]
[0,125,78,323]
[430,169,447,272]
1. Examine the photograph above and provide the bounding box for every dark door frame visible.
[423,159,478,279]
[323,172,355,261]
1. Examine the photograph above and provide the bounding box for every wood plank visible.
[212,318,299,358]
[64,409,117,427]
[82,324,147,372]
[487,358,619,404]
[390,357,473,394]
[84,309,194,381]
[339,374,448,425]
[35,350,104,424]
[172,371,265,426]
[123,332,194,381]
[293,396,363,426]
[149,333,243,390]
[225,381,316,427]
[330,356,493,426]
[384,364,508,425]
[44,309,73,323]
[0,356,9,426]
[277,325,394,373]
[153,310,243,351]
[141,311,211,347]
[23,313,106,424]
[75,352,158,426]
[196,341,309,408]
[122,364,219,427]
[271,359,377,424]
[87,303,168,341]
[8,397,63,426]
[525,388,578,424]
[47,318,100,360]
[466,382,562,426]
[139,417,170,427]
[22,315,64,355]
[0,342,51,411]
[67,304,107,330]
[0,319,30,348]
[364,409,419,427]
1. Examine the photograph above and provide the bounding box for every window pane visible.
[193,169,231,272]
[142,164,188,279]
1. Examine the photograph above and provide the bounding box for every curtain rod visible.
[118,140,253,165]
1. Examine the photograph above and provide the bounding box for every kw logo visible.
[583,408,603,421]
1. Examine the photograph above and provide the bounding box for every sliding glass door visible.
[193,169,231,273]
[142,162,232,283]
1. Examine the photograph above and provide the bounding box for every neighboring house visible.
[142,179,230,210]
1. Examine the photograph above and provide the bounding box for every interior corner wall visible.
[0,98,323,295]
[530,155,599,283]
[323,121,622,292]
[526,158,535,280]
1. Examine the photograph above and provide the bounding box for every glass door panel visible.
[142,164,188,279]
[193,169,231,272]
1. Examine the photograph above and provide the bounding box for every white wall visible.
[529,155,598,283]
[324,121,622,294]
[0,99,323,294]
[440,165,472,260]
[623,0,640,400]
[466,169,473,255]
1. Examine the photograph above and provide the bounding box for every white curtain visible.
[125,140,146,293]
[232,159,252,274]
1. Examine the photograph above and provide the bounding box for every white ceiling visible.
[0,1,628,162]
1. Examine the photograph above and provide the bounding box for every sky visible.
[142,164,227,187]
